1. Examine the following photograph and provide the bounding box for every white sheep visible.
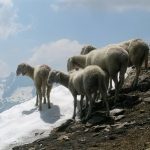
[16,63,53,110]
[67,45,129,103]
[47,65,110,120]
[109,39,149,88]
[80,45,96,55]
[80,45,104,101]
[81,39,149,88]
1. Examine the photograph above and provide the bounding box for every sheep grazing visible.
[80,45,96,55]
[67,46,129,103]
[16,63,53,111]
[47,65,110,120]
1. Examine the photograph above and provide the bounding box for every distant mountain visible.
[0,72,36,113]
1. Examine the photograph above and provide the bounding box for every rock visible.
[40,131,44,135]
[29,147,36,150]
[35,133,39,136]
[92,125,107,132]
[144,142,150,147]
[124,121,136,126]
[103,128,110,132]
[57,135,69,141]
[92,133,99,137]
[140,110,145,113]
[116,123,126,129]
[68,124,82,132]
[78,138,86,144]
[109,136,116,140]
[86,116,105,127]
[114,115,125,121]
[110,109,125,116]
[84,129,89,132]
[139,127,145,130]
[143,97,150,104]
[111,123,122,128]
[63,135,69,141]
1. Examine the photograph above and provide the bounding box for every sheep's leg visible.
[108,77,113,91]
[36,86,42,111]
[132,65,140,87]
[83,96,88,110]
[47,84,53,109]
[93,91,98,102]
[72,95,77,119]
[36,92,38,106]
[80,95,84,119]
[42,81,47,104]
[93,91,101,105]
[118,72,125,90]
[101,90,110,117]
[111,75,119,103]
[85,94,92,120]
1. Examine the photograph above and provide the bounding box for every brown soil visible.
[13,62,150,150]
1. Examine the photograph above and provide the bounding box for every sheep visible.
[109,39,149,88]
[16,63,53,111]
[67,45,129,103]
[81,39,149,88]
[80,45,96,55]
[47,65,110,120]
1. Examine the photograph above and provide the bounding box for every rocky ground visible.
[13,62,150,150]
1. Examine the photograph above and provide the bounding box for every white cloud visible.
[0,0,13,7]
[51,0,150,12]
[0,0,32,40]
[0,59,10,78]
[50,4,60,12]
[28,39,83,71]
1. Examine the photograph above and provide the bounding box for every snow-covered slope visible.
[0,85,76,150]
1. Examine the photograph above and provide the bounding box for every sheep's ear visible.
[67,58,73,72]
[80,47,85,54]
[54,72,60,83]
[69,59,73,70]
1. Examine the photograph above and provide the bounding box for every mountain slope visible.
[0,72,36,113]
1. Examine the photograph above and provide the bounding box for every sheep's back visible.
[34,65,51,80]
[69,71,85,95]
[125,39,148,66]
[86,46,128,75]
[86,48,108,70]
[83,65,104,85]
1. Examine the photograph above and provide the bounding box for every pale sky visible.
[0,0,150,78]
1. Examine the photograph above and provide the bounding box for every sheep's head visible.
[80,46,86,55]
[67,58,79,72]
[47,70,60,85]
[81,45,96,55]
[16,63,28,76]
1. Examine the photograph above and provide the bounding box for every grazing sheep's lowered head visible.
[47,70,60,85]
[16,62,28,76]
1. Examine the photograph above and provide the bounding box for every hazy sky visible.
[0,0,150,77]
